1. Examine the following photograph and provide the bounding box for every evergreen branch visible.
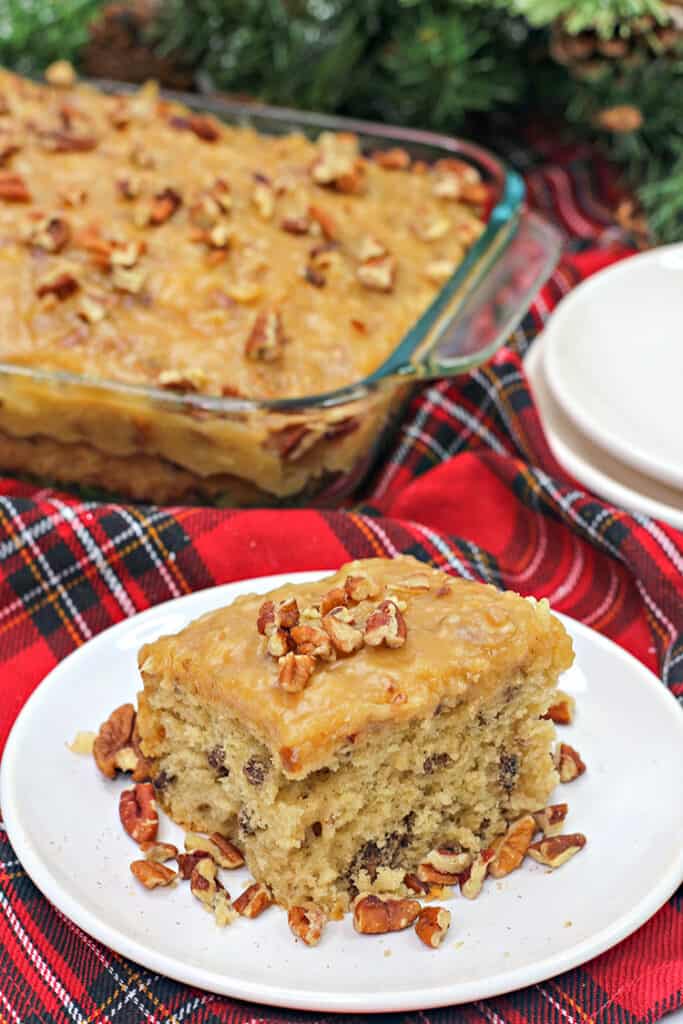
[0,0,104,72]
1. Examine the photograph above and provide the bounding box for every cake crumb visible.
[454,941,465,950]
[383,948,392,958]
[68,731,96,754]
[564,920,573,928]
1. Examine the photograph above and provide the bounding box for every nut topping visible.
[533,803,569,837]
[319,586,348,616]
[356,255,396,293]
[148,187,182,226]
[257,597,299,635]
[364,599,407,649]
[421,847,472,877]
[36,268,79,301]
[556,743,586,783]
[281,214,310,235]
[245,310,287,361]
[543,691,575,725]
[415,906,451,948]
[119,783,158,844]
[527,833,587,868]
[459,848,495,900]
[26,214,71,253]
[168,114,220,142]
[233,882,273,918]
[356,235,387,262]
[372,147,411,170]
[311,131,365,193]
[176,850,211,880]
[0,172,31,202]
[45,61,76,88]
[130,860,176,889]
[185,832,245,869]
[424,260,457,285]
[413,216,450,242]
[288,904,326,946]
[267,628,291,658]
[322,607,364,655]
[116,175,141,200]
[39,130,98,153]
[278,652,316,692]
[139,841,178,863]
[93,703,136,778]
[78,293,108,325]
[345,572,380,602]
[353,893,421,934]
[488,815,536,879]
[251,179,275,220]
[308,204,337,240]
[404,872,432,896]
[290,623,334,660]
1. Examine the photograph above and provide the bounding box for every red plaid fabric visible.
[0,145,681,1024]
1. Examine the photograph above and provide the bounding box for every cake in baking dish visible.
[135,556,573,914]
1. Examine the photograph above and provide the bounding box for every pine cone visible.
[83,1,193,88]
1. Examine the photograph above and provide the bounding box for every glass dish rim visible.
[0,79,525,414]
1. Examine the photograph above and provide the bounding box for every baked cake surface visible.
[136,556,574,912]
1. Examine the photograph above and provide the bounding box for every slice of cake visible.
[136,556,573,915]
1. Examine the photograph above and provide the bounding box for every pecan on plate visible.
[556,743,586,783]
[543,691,575,725]
[527,833,586,868]
[415,906,451,948]
[130,860,176,889]
[119,783,158,844]
[488,815,536,879]
[139,841,178,863]
[353,894,421,934]
[458,848,495,900]
[185,832,244,869]
[189,856,225,908]
[418,847,472,885]
[288,904,326,946]
[533,803,568,837]
[233,882,273,918]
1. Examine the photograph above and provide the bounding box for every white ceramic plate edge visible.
[524,336,683,529]
[2,573,683,1013]
[542,247,683,491]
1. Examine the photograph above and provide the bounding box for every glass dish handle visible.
[408,211,561,379]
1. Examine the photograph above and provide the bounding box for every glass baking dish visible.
[0,84,561,506]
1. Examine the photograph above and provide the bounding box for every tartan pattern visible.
[0,145,682,1024]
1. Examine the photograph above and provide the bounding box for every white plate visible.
[3,572,683,1013]
[543,245,683,490]
[525,334,683,529]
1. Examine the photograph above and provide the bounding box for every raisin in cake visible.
[136,556,573,914]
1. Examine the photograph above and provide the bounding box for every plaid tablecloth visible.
[0,145,681,1024]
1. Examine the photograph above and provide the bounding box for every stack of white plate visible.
[524,245,683,530]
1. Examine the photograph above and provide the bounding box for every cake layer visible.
[138,556,573,778]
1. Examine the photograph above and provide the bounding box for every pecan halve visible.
[233,882,273,918]
[119,783,158,844]
[364,599,407,649]
[130,860,176,889]
[533,803,569,837]
[488,815,536,879]
[288,904,326,946]
[278,652,316,692]
[290,624,334,660]
[353,894,421,934]
[415,906,451,948]
[93,703,136,779]
[556,743,586,783]
[0,172,31,202]
[527,832,587,868]
[244,310,286,361]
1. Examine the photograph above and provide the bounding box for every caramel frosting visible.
[138,556,574,778]
[0,68,485,401]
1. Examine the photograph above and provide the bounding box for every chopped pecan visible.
[108,97,130,130]
[92,703,135,778]
[251,179,275,220]
[148,187,182,226]
[139,840,178,863]
[460,181,489,205]
[319,587,348,616]
[77,293,107,325]
[233,882,273,918]
[0,172,30,202]
[353,894,421,934]
[119,783,158,844]
[356,255,396,293]
[0,138,20,166]
[311,131,365,193]
[556,743,586,783]
[459,848,495,900]
[130,143,155,168]
[278,652,316,692]
[257,596,299,635]
[415,906,451,948]
[26,214,71,253]
[176,850,211,880]
[38,269,80,301]
[488,815,536,879]
[267,628,291,658]
[533,803,569,837]
[425,260,457,285]
[290,623,334,660]
[394,572,432,591]
[372,147,411,170]
[207,221,233,249]
[185,832,245,869]
[190,856,224,908]
[45,60,76,87]
[281,214,310,235]
[308,204,337,241]
[421,847,472,878]
[110,239,145,268]
[304,265,326,288]
[39,130,97,153]
[414,214,451,242]
[364,599,407,649]
[345,572,380,602]
[130,860,176,889]
[245,310,286,361]
[168,114,220,142]
[356,235,387,262]
[543,691,575,725]
[527,833,587,868]
[116,175,141,200]
[288,904,326,946]
[404,872,432,896]
[112,265,146,294]
[322,607,363,655]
